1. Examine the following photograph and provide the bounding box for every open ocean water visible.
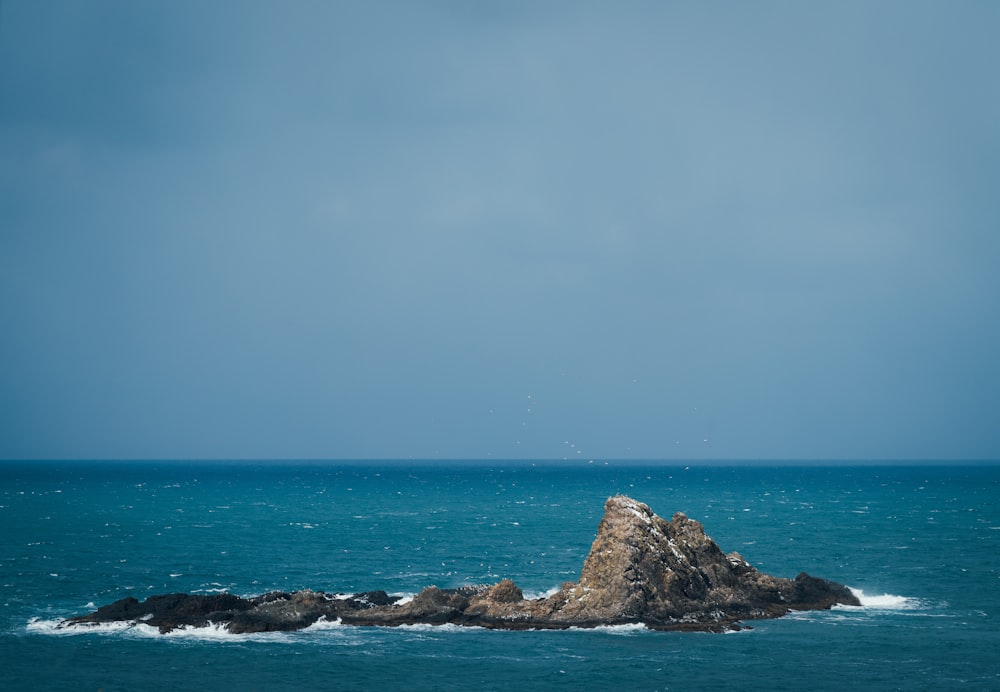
[2,461,998,691]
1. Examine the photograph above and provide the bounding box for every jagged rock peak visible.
[562,495,730,621]
[593,495,708,540]
[558,495,859,625]
[579,497,720,580]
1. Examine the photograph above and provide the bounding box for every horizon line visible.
[2,457,998,466]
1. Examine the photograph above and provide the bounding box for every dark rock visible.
[351,590,399,607]
[59,495,860,634]
[66,593,254,633]
[789,572,860,610]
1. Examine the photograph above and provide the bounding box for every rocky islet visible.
[60,495,860,633]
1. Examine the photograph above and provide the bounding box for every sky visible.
[1,1,998,461]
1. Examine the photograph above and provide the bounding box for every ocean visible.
[2,461,998,690]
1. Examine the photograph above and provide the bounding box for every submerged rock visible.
[59,495,859,633]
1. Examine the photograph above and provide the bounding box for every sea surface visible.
[2,461,999,690]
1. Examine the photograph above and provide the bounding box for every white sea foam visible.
[844,588,920,610]
[142,622,235,640]
[142,622,333,643]
[523,585,562,600]
[26,617,286,642]
[27,618,134,636]
[396,622,468,633]
[585,622,649,635]
[303,616,343,631]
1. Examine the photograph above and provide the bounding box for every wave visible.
[25,617,350,642]
[393,621,653,635]
[522,585,562,600]
[579,622,650,635]
[302,616,343,631]
[145,622,251,641]
[26,617,241,640]
[842,588,921,610]
[394,622,472,634]
[27,618,134,636]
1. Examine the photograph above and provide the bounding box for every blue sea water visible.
[2,461,999,690]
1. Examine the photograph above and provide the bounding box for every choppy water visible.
[2,461,999,690]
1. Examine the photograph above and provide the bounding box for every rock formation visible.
[59,495,860,633]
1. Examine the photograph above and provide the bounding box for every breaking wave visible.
[27,618,133,637]
[581,622,650,635]
[843,588,922,610]
[25,616,350,642]
[522,585,562,600]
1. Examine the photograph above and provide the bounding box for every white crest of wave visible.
[847,588,918,609]
[26,617,305,642]
[396,622,467,632]
[136,622,314,642]
[27,618,135,636]
[522,585,562,600]
[147,622,242,640]
[586,623,650,635]
[303,616,343,631]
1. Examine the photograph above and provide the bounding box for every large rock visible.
[543,496,857,628]
[60,495,859,633]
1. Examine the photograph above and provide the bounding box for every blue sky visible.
[2,1,998,461]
